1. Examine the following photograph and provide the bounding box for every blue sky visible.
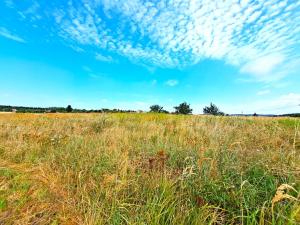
[0,0,300,114]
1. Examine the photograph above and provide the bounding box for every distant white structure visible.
[12,109,17,113]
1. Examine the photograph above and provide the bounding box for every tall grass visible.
[0,113,299,224]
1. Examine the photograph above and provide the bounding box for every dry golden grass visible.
[0,113,299,224]
[272,184,298,207]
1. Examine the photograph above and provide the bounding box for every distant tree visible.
[174,102,193,115]
[150,104,164,113]
[253,112,258,117]
[66,105,73,113]
[203,103,224,116]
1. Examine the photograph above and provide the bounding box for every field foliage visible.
[0,113,299,224]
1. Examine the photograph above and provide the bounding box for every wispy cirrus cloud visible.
[4,0,14,8]
[2,0,300,81]
[165,80,178,87]
[0,27,26,43]
[241,54,285,77]
[95,53,113,63]
[240,54,288,82]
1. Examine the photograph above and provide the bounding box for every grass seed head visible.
[272,184,299,207]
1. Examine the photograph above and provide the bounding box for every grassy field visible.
[0,113,299,225]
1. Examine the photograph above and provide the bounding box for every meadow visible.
[0,113,299,225]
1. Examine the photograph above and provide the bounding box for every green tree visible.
[149,105,164,113]
[174,102,192,115]
[66,105,73,113]
[203,103,224,116]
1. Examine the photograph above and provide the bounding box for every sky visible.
[0,0,300,114]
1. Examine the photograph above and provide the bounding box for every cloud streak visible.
[95,53,113,63]
[0,27,26,43]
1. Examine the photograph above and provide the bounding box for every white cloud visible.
[3,0,300,81]
[165,79,178,87]
[69,44,85,53]
[62,0,299,74]
[0,27,26,43]
[95,53,113,63]
[241,54,285,76]
[88,73,101,79]
[16,1,41,21]
[23,1,39,15]
[4,0,14,8]
[82,65,105,79]
[240,54,285,77]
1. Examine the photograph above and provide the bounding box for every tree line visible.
[1,104,299,117]
[0,102,223,115]
[0,105,135,114]
[150,102,225,115]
